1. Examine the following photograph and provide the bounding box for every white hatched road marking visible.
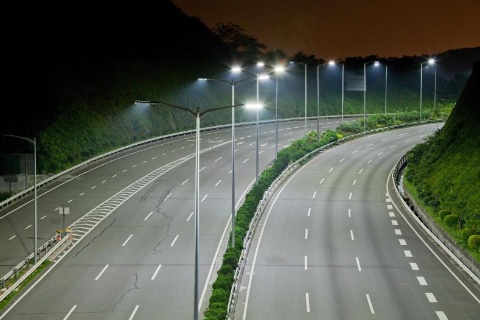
[69,143,228,247]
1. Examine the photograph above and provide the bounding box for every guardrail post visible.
[0,279,4,289]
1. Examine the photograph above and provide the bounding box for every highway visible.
[0,119,344,319]
[234,123,480,320]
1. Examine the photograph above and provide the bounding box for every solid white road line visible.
[356,257,362,271]
[128,305,140,320]
[122,234,133,247]
[170,235,179,247]
[62,305,77,320]
[417,276,428,285]
[95,264,109,280]
[144,211,154,221]
[151,265,162,280]
[366,294,375,314]
[426,292,437,303]
[306,293,310,312]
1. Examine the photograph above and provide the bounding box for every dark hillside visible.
[0,0,229,137]
[406,60,480,237]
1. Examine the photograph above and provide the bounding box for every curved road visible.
[235,123,480,319]
[0,119,345,319]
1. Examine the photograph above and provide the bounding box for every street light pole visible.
[385,65,388,114]
[135,100,243,320]
[274,66,285,159]
[420,58,435,121]
[198,76,254,249]
[4,134,37,264]
[290,61,308,135]
[363,61,379,133]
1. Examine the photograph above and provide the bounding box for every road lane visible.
[0,119,346,319]
[237,123,480,319]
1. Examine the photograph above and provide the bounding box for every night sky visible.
[173,0,480,59]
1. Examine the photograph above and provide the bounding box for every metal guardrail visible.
[0,116,354,293]
[392,156,480,285]
[0,234,70,301]
[0,115,358,211]
[0,114,395,304]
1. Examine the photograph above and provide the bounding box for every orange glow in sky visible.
[173,0,480,59]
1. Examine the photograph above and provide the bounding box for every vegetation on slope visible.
[405,61,480,255]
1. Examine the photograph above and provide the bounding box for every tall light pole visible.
[135,100,243,320]
[363,61,379,133]
[197,75,254,249]
[326,60,345,124]
[420,58,435,120]
[4,134,37,264]
[256,62,286,159]
[274,66,285,158]
[290,61,308,135]
[316,62,328,140]
[384,65,388,113]
[255,74,268,185]
[232,63,269,185]
[245,103,263,186]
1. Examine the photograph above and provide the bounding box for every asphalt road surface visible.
[0,119,345,319]
[234,123,480,320]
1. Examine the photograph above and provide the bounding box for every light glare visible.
[232,66,241,73]
[428,58,435,65]
[328,60,335,65]
[245,103,263,109]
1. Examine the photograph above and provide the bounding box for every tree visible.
[213,22,266,61]
[290,51,322,65]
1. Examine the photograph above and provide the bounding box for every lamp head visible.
[258,74,269,80]
[328,60,335,66]
[428,58,435,65]
[374,61,380,67]
[274,66,285,73]
[231,66,242,73]
[257,62,265,67]
[198,78,208,81]
[245,103,263,109]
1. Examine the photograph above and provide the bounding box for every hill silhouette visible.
[0,0,229,137]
